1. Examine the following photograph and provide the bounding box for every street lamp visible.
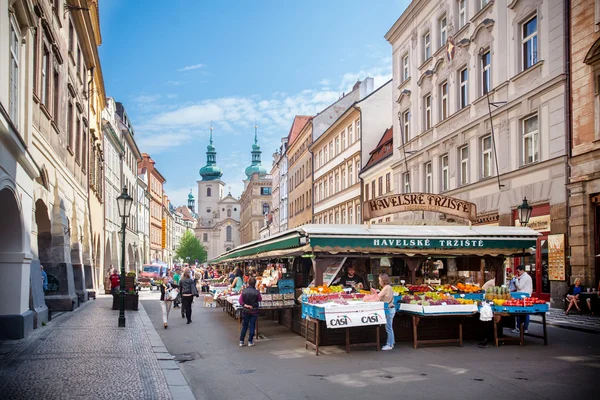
[517,197,533,227]
[116,186,134,328]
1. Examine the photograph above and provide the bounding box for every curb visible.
[530,318,600,335]
[138,301,195,400]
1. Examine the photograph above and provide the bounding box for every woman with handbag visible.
[180,268,199,324]
[160,276,176,329]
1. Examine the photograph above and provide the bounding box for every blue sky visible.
[99,0,408,206]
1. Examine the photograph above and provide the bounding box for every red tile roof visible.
[287,116,312,147]
[363,127,393,170]
[176,206,196,222]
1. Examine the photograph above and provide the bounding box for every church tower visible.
[244,125,268,179]
[187,190,195,214]
[197,127,225,226]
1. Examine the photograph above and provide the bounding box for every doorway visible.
[516,236,550,301]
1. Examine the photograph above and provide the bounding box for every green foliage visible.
[175,230,207,264]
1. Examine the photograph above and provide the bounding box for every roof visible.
[209,224,540,263]
[287,116,312,147]
[176,206,196,222]
[363,127,393,171]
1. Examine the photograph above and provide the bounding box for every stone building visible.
[137,169,150,266]
[270,148,282,236]
[240,128,272,243]
[386,0,568,303]
[162,194,173,265]
[173,204,197,257]
[278,136,290,232]
[29,0,106,313]
[195,129,240,260]
[287,116,313,228]
[138,153,166,264]
[567,0,600,289]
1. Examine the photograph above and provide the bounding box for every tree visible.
[175,230,207,264]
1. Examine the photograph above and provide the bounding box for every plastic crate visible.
[510,292,531,299]
[493,305,537,313]
[278,287,294,294]
[278,279,294,290]
[533,303,549,312]
[452,293,484,301]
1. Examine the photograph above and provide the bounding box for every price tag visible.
[460,294,465,298]
[400,280,406,285]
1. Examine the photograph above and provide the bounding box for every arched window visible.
[226,226,232,241]
[263,203,270,215]
[207,187,212,197]
[227,208,231,217]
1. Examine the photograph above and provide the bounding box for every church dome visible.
[245,126,268,179]
[199,128,223,181]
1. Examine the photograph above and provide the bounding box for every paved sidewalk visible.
[0,295,194,400]
[530,307,600,333]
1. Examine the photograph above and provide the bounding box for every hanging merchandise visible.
[479,302,493,322]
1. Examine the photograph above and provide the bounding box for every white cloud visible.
[133,94,160,103]
[319,78,331,86]
[177,63,205,72]
[166,80,184,86]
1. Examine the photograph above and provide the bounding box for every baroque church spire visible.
[199,125,223,181]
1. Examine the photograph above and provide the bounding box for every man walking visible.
[239,277,262,347]
[512,265,533,334]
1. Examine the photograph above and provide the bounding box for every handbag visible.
[191,282,199,297]
[166,288,178,301]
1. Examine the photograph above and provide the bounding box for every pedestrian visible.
[512,265,533,334]
[41,265,48,293]
[159,275,175,329]
[229,268,244,292]
[239,277,262,347]
[173,268,181,309]
[109,269,121,295]
[179,267,198,324]
[371,273,395,351]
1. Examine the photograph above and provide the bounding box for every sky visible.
[99,0,409,207]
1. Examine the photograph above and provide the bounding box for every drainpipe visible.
[563,0,572,289]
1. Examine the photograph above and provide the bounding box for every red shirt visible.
[110,274,120,288]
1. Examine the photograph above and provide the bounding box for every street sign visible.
[161,219,166,249]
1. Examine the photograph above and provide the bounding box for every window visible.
[341,169,346,190]
[441,155,449,192]
[348,125,353,143]
[342,208,347,224]
[69,21,74,53]
[329,141,333,159]
[440,82,449,120]
[260,187,272,195]
[349,207,354,224]
[357,205,361,223]
[424,31,431,60]
[356,119,361,139]
[319,150,323,167]
[319,182,323,200]
[365,183,369,200]
[386,173,391,193]
[82,128,87,173]
[439,16,447,48]
[329,175,334,195]
[348,164,353,186]
[402,111,410,144]
[75,118,81,163]
[458,0,467,29]
[324,179,328,197]
[356,161,360,182]
[227,209,232,217]
[403,172,411,193]
[522,15,538,70]
[424,94,432,130]
[335,211,340,224]
[207,187,212,197]
[522,115,539,165]
[402,54,409,81]
[335,136,340,155]
[482,50,491,95]
[480,0,489,10]
[335,173,340,193]
[460,67,469,109]
[425,162,433,193]
[371,181,376,199]
[459,145,469,186]
[41,45,50,106]
[53,66,60,123]
[378,176,383,196]
[9,18,20,126]
[341,131,346,150]
[203,233,208,242]
[482,135,493,178]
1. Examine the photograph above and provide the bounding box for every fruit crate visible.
[533,303,549,312]
[278,279,295,290]
[278,287,295,294]
[451,293,484,300]
[510,292,531,299]
[492,305,537,313]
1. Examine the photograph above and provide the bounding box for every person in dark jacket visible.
[179,268,197,324]
[239,277,262,347]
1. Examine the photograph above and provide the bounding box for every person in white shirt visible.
[512,265,533,334]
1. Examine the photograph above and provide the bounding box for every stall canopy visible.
[209,224,539,264]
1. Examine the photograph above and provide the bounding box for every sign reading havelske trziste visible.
[363,193,477,222]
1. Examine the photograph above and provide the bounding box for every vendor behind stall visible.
[337,264,365,290]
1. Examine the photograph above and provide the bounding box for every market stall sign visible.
[310,237,537,251]
[547,234,566,281]
[325,308,386,329]
[161,219,166,249]
[513,215,550,232]
[363,193,477,222]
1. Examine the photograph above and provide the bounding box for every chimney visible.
[352,80,362,91]
[359,77,375,100]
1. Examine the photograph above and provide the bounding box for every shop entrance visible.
[516,236,550,301]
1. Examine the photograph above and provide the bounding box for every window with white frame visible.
[460,67,469,109]
[480,0,489,10]
[342,208,347,224]
[324,146,328,163]
[335,136,340,155]
[365,182,370,200]
[441,155,449,192]
[349,207,354,224]
[522,15,538,70]
[378,176,383,196]
[522,115,539,165]
[458,0,467,29]
[41,44,50,107]
[459,145,469,186]
[482,50,491,95]
[424,31,431,61]
[341,168,346,190]
[356,205,361,223]
[329,175,334,195]
[439,15,447,48]
[371,180,375,199]
[9,17,20,127]
[314,183,319,203]
[324,179,328,197]
[386,173,391,193]
[402,54,409,81]
[425,162,433,193]
[440,82,449,120]
[424,94,432,130]
[348,124,353,143]
[335,211,340,224]
[403,172,410,193]
[402,111,410,144]
[329,141,333,159]
[335,173,340,193]
[349,164,354,186]
[319,182,323,200]
[356,119,361,139]
[481,135,493,178]
[319,150,323,167]
[356,161,360,182]
[341,131,346,149]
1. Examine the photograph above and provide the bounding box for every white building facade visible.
[386,0,567,304]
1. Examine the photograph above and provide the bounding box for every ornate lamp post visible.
[116,186,134,328]
[517,197,533,227]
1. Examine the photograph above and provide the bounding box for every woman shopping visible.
[159,275,175,329]
[229,268,244,292]
[179,268,199,324]
[371,274,396,351]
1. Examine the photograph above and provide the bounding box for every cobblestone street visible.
[0,296,191,400]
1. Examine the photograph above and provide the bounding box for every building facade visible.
[137,169,150,267]
[361,127,394,224]
[138,153,166,264]
[287,117,313,228]
[240,129,272,243]
[196,129,240,259]
[386,0,568,304]
[162,194,173,265]
[567,0,600,289]
[270,149,282,236]
[279,136,290,232]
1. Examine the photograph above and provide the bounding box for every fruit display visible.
[432,284,458,293]
[456,283,483,293]
[407,285,433,293]
[401,292,463,306]
[392,285,409,294]
[305,293,366,304]
[305,285,344,294]
[497,297,547,307]
[485,286,511,300]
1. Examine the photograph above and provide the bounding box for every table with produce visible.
[301,285,386,355]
